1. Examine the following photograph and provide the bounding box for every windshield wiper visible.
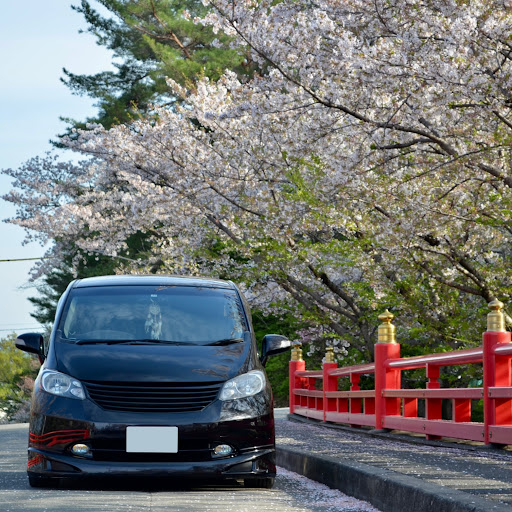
[73,338,244,346]
[75,339,193,345]
[205,338,244,346]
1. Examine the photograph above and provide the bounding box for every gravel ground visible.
[275,415,512,507]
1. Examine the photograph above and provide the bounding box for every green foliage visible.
[253,311,306,407]
[264,351,290,407]
[0,334,39,419]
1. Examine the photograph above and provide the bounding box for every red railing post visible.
[426,364,442,440]
[289,342,305,415]
[483,300,512,444]
[453,397,471,423]
[323,346,338,421]
[374,310,401,430]
[349,373,362,428]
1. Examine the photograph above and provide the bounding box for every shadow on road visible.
[35,476,248,493]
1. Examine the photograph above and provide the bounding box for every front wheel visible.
[244,477,275,489]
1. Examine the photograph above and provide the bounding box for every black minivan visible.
[16,275,290,488]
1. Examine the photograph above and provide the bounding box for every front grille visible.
[83,381,223,413]
[92,441,213,462]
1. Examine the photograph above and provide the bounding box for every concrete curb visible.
[276,446,511,512]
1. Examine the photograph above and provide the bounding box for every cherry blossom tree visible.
[4,0,512,359]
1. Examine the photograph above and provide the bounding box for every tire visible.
[28,475,57,488]
[244,477,275,489]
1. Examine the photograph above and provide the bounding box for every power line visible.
[0,327,42,332]
[0,253,136,263]
[0,257,47,263]
[0,323,43,327]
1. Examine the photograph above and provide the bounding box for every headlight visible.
[219,370,265,401]
[40,370,85,400]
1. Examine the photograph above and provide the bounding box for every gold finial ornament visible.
[487,299,506,332]
[377,309,396,343]
[291,341,303,361]
[325,346,335,363]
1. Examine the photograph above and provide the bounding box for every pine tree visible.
[60,0,250,132]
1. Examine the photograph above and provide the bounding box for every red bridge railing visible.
[289,300,512,445]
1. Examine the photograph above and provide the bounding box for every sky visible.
[0,1,114,335]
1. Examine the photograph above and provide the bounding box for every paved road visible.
[0,424,380,512]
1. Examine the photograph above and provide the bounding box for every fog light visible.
[212,444,233,458]
[71,444,91,456]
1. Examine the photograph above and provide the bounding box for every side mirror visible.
[260,334,290,366]
[16,333,45,364]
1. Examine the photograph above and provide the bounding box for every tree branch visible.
[205,213,242,243]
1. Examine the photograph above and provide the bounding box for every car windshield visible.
[57,285,247,345]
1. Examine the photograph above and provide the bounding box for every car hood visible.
[54,341,252,383]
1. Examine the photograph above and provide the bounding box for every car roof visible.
[71,275,236,290]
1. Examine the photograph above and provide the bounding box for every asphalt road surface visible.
[0,424,380,512]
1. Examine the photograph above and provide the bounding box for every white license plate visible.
[126,426,178,453]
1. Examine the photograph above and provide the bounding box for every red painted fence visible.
[289,300,512,445]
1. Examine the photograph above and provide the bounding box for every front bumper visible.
[27,395,276,482]
[27,445,276,481]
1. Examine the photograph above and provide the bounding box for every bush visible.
[252,311,307,407]
[0,333,39,421]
